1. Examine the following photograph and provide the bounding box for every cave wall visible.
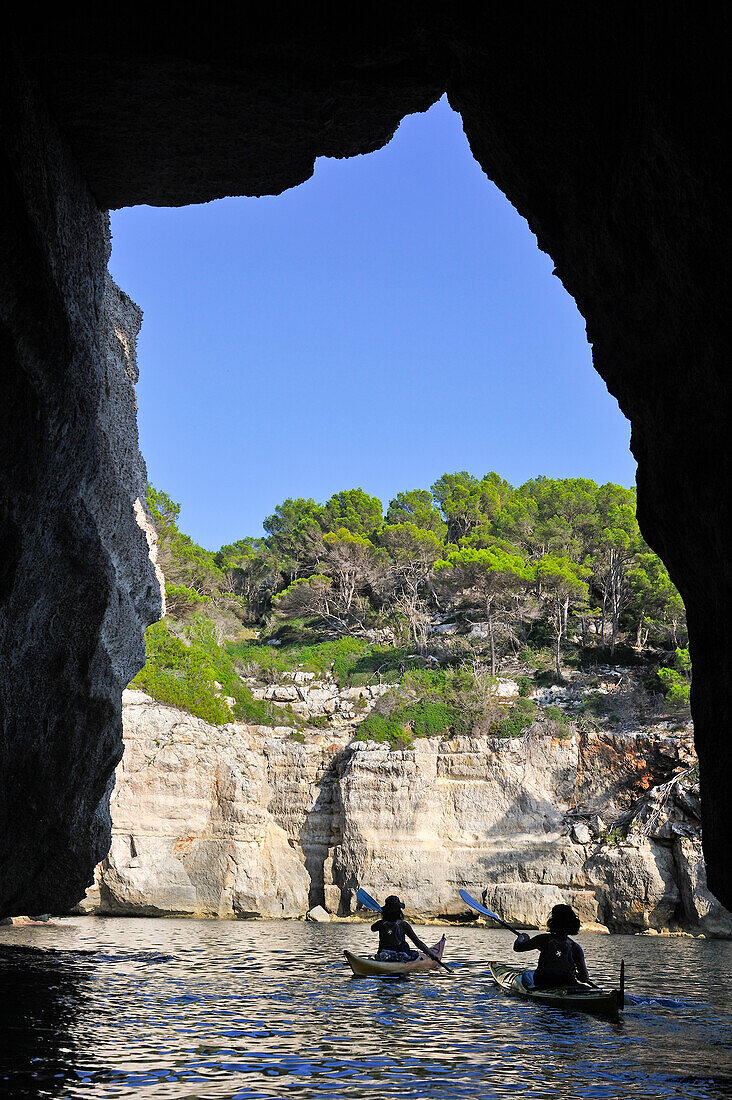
[1,10,730,913]
[0,44,161,916]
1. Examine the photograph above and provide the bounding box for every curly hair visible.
[547,904,580,935]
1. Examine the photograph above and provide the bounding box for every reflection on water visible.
[1,918,731,1098]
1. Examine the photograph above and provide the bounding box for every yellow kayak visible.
[344,936,446,976]
[489,961,623,1018]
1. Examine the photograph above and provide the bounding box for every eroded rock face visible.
[80,694,732,937]
[86,692,312,918]
[3,12,731,911]
[0,49,161,916]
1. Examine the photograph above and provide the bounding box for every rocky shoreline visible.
[73,688,732,938]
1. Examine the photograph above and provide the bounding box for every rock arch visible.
[1,9,730,914]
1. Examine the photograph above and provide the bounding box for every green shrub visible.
[494,711,533,738]
[517,675,533,697]
[355,713,409,748]
[492,696,537,738]
[525,619,555,649]
[656,646,691,708]
[534,669,563,687]
[657,666,691,706]
[227,641,290,677]
[132,615,298,728]
[543,704,573,739]
[231,691,277,726]
[674,647,692,674]
[228,637,410,686]
[165,584,212,617]
[514,697,537,716]
[132,620,233,724]
[403,700,456,738]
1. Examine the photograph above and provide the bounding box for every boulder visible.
[306,906,331,922]
[571,822,592,845]
[324,885,342,914]
[494,679,520,699]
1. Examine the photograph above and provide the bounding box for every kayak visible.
[344,935,446,977]
[489,961,623,1018]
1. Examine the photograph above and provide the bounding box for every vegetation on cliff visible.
[131,475,691,733]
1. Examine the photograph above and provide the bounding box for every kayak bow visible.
[489,961,622,1018]
[345,936,447,977]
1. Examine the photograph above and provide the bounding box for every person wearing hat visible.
[512,904,593,990]
[371,895,435,962]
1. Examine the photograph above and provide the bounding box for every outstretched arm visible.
[403,922,435,956]
[513,933,548,953]
[403,921,453,974]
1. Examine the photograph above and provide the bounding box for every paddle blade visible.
[356,888,382,913]
[458,889,520,935]
[459,889,500,923]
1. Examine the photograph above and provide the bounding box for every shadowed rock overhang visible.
[1,7,730,915]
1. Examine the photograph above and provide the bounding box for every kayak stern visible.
[489,961,622,1018]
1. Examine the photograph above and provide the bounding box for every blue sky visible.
[109,96,635,550]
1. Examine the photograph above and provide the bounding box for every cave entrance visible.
[102,97,679,922]
[109,96,635,552]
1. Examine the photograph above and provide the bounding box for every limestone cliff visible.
[79,690,732,937]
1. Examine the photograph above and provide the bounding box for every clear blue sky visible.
[109,96,635,550]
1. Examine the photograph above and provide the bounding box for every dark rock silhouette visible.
[2,9,730,913]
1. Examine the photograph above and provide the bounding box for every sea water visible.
[1,917,730,1099]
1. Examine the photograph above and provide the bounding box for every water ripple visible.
[1,917,731,1098]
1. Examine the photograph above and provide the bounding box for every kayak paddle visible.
[356,887,382,913]
[459,889,522,936]
[356,887,453,974]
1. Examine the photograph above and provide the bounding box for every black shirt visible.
[513,933,590,987]
[371,918,423,954]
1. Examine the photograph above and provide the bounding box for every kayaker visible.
[371,895,435,962]
[512,904,592,989]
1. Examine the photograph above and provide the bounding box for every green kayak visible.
[489,961,623,1018]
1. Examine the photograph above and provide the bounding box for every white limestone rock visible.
[571,822,592,844]
[306,906,331,922]
[93,691,310,918]
[75,691,725,937]
[584,840,679,931]
[673,836,732,938]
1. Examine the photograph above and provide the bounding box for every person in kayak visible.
[371,895,435,962]
[512,904,592,990]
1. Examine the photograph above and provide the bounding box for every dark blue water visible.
[1,918,730,1098]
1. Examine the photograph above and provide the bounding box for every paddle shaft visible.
[486,913,522,937]
[356,888,453,973]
